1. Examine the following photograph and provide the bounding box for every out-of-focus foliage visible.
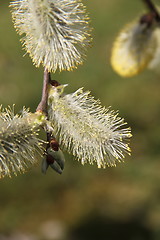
[0,0,160,239]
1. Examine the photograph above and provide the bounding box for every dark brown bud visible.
[50,139,59,151]
[140,13,155,28]
[49,80,60,87]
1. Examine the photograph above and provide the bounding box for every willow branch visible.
[36,68,51,114]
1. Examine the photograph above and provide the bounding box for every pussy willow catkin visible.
[48,85,132,168]
[0,107,45,178]
[111,20,157,77]
[10,0,91,72]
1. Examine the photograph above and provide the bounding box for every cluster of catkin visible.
[0,0,132,178]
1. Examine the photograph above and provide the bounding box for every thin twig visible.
[142,0,160,22]
[36,68,51,114]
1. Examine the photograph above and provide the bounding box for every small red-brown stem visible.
[142,0,160,22]
[36,68,51,114]
[36,69,61,163]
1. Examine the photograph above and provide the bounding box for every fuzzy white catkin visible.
[111,20,157,77]
[10,0,91,72]
[48,85,132,168]
[0,107,45,178]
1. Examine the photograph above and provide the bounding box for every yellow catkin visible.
[111,21,157,77]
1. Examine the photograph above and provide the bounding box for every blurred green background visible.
[1,0,160,239]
